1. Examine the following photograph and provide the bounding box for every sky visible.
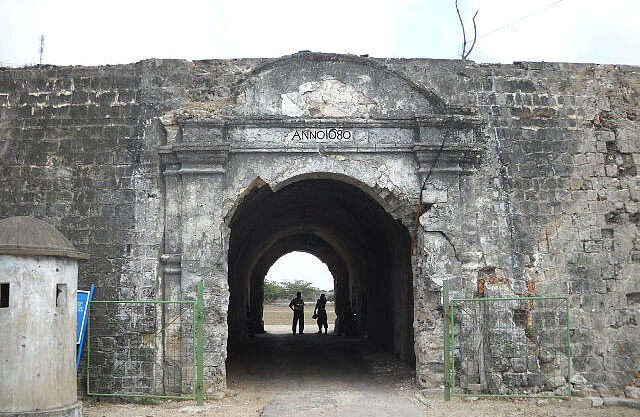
[265,252,334,291]
[1,0,639,67]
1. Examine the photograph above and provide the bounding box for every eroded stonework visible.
[280,77,377,118]
[0,52,639,398]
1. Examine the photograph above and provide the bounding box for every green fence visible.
[87,282,204,402]
[443,282,571,399]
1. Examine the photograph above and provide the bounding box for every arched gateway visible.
[3,51,639,400]
[227,174,414,361]
[156,53,485,392]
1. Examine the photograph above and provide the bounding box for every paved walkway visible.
[226,332,424,417]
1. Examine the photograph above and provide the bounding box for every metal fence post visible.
[446,295,571,399]
[566,297,572,398]
[86,299,91,395]
[443,280,451,401]
[87,300,202,400]
[196,281,204,405]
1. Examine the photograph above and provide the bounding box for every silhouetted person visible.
[338,305,357,337]
[314,294,328,334]
[289,291,304,334]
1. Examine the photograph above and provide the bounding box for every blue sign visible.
[77,290,90,344]
[76,284,95,373]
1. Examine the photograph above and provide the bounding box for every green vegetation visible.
[264,280,334,303]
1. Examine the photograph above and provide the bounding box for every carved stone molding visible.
[413,143,484,175]
[157,116,485,174]
[159,144,230,176]
[179,115,483,130]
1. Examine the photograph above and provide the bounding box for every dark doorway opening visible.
[226,175,415,377]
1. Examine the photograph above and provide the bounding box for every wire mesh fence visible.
[87,300,198,400]
[447,295,571,398]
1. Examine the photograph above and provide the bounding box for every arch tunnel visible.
[226,175,416,365]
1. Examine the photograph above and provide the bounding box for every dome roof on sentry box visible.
[0,216,88,260]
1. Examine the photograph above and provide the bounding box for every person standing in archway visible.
[289,291,304,335]
[314,293,328,334]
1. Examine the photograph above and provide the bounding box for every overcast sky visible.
[1,0,639,67]
[265,252,334,291]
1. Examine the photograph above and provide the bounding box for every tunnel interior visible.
[226,175,415,365]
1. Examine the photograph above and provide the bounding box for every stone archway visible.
[226,174,416,364]
[155,52,485,394]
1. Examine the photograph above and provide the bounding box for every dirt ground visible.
[83,394,639,417]
[83,305,636,417]
[263,303,337,333]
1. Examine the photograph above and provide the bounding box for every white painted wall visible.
[0,255,78,412]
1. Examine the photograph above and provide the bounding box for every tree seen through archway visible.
[263,252,335,333]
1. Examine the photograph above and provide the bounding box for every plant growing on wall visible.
[455,0,478,60]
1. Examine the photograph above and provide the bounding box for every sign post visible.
[443,280,451,401]
[196,281,204,405]
[76,284,95,373]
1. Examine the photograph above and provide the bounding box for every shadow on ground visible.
[226,332,422,417]
[82,333,640,417]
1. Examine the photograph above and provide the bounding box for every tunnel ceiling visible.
[251,233,346,289]
[228,178,410,283]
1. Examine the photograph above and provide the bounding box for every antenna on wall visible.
[39,35,44,65]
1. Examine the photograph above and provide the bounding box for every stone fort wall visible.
[0,54,638,396]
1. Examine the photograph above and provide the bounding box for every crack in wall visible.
[422,229,461,263]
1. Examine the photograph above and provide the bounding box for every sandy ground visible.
[83,393,639,417]
[263,303,337,333]
[83,304,636,417]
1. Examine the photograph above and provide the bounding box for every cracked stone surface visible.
[280,77,377,118]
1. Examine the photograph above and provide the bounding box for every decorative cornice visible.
[158,116,486,175]
[179,115,483,130]
[159,144,230,176]
[413,144,484,175]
